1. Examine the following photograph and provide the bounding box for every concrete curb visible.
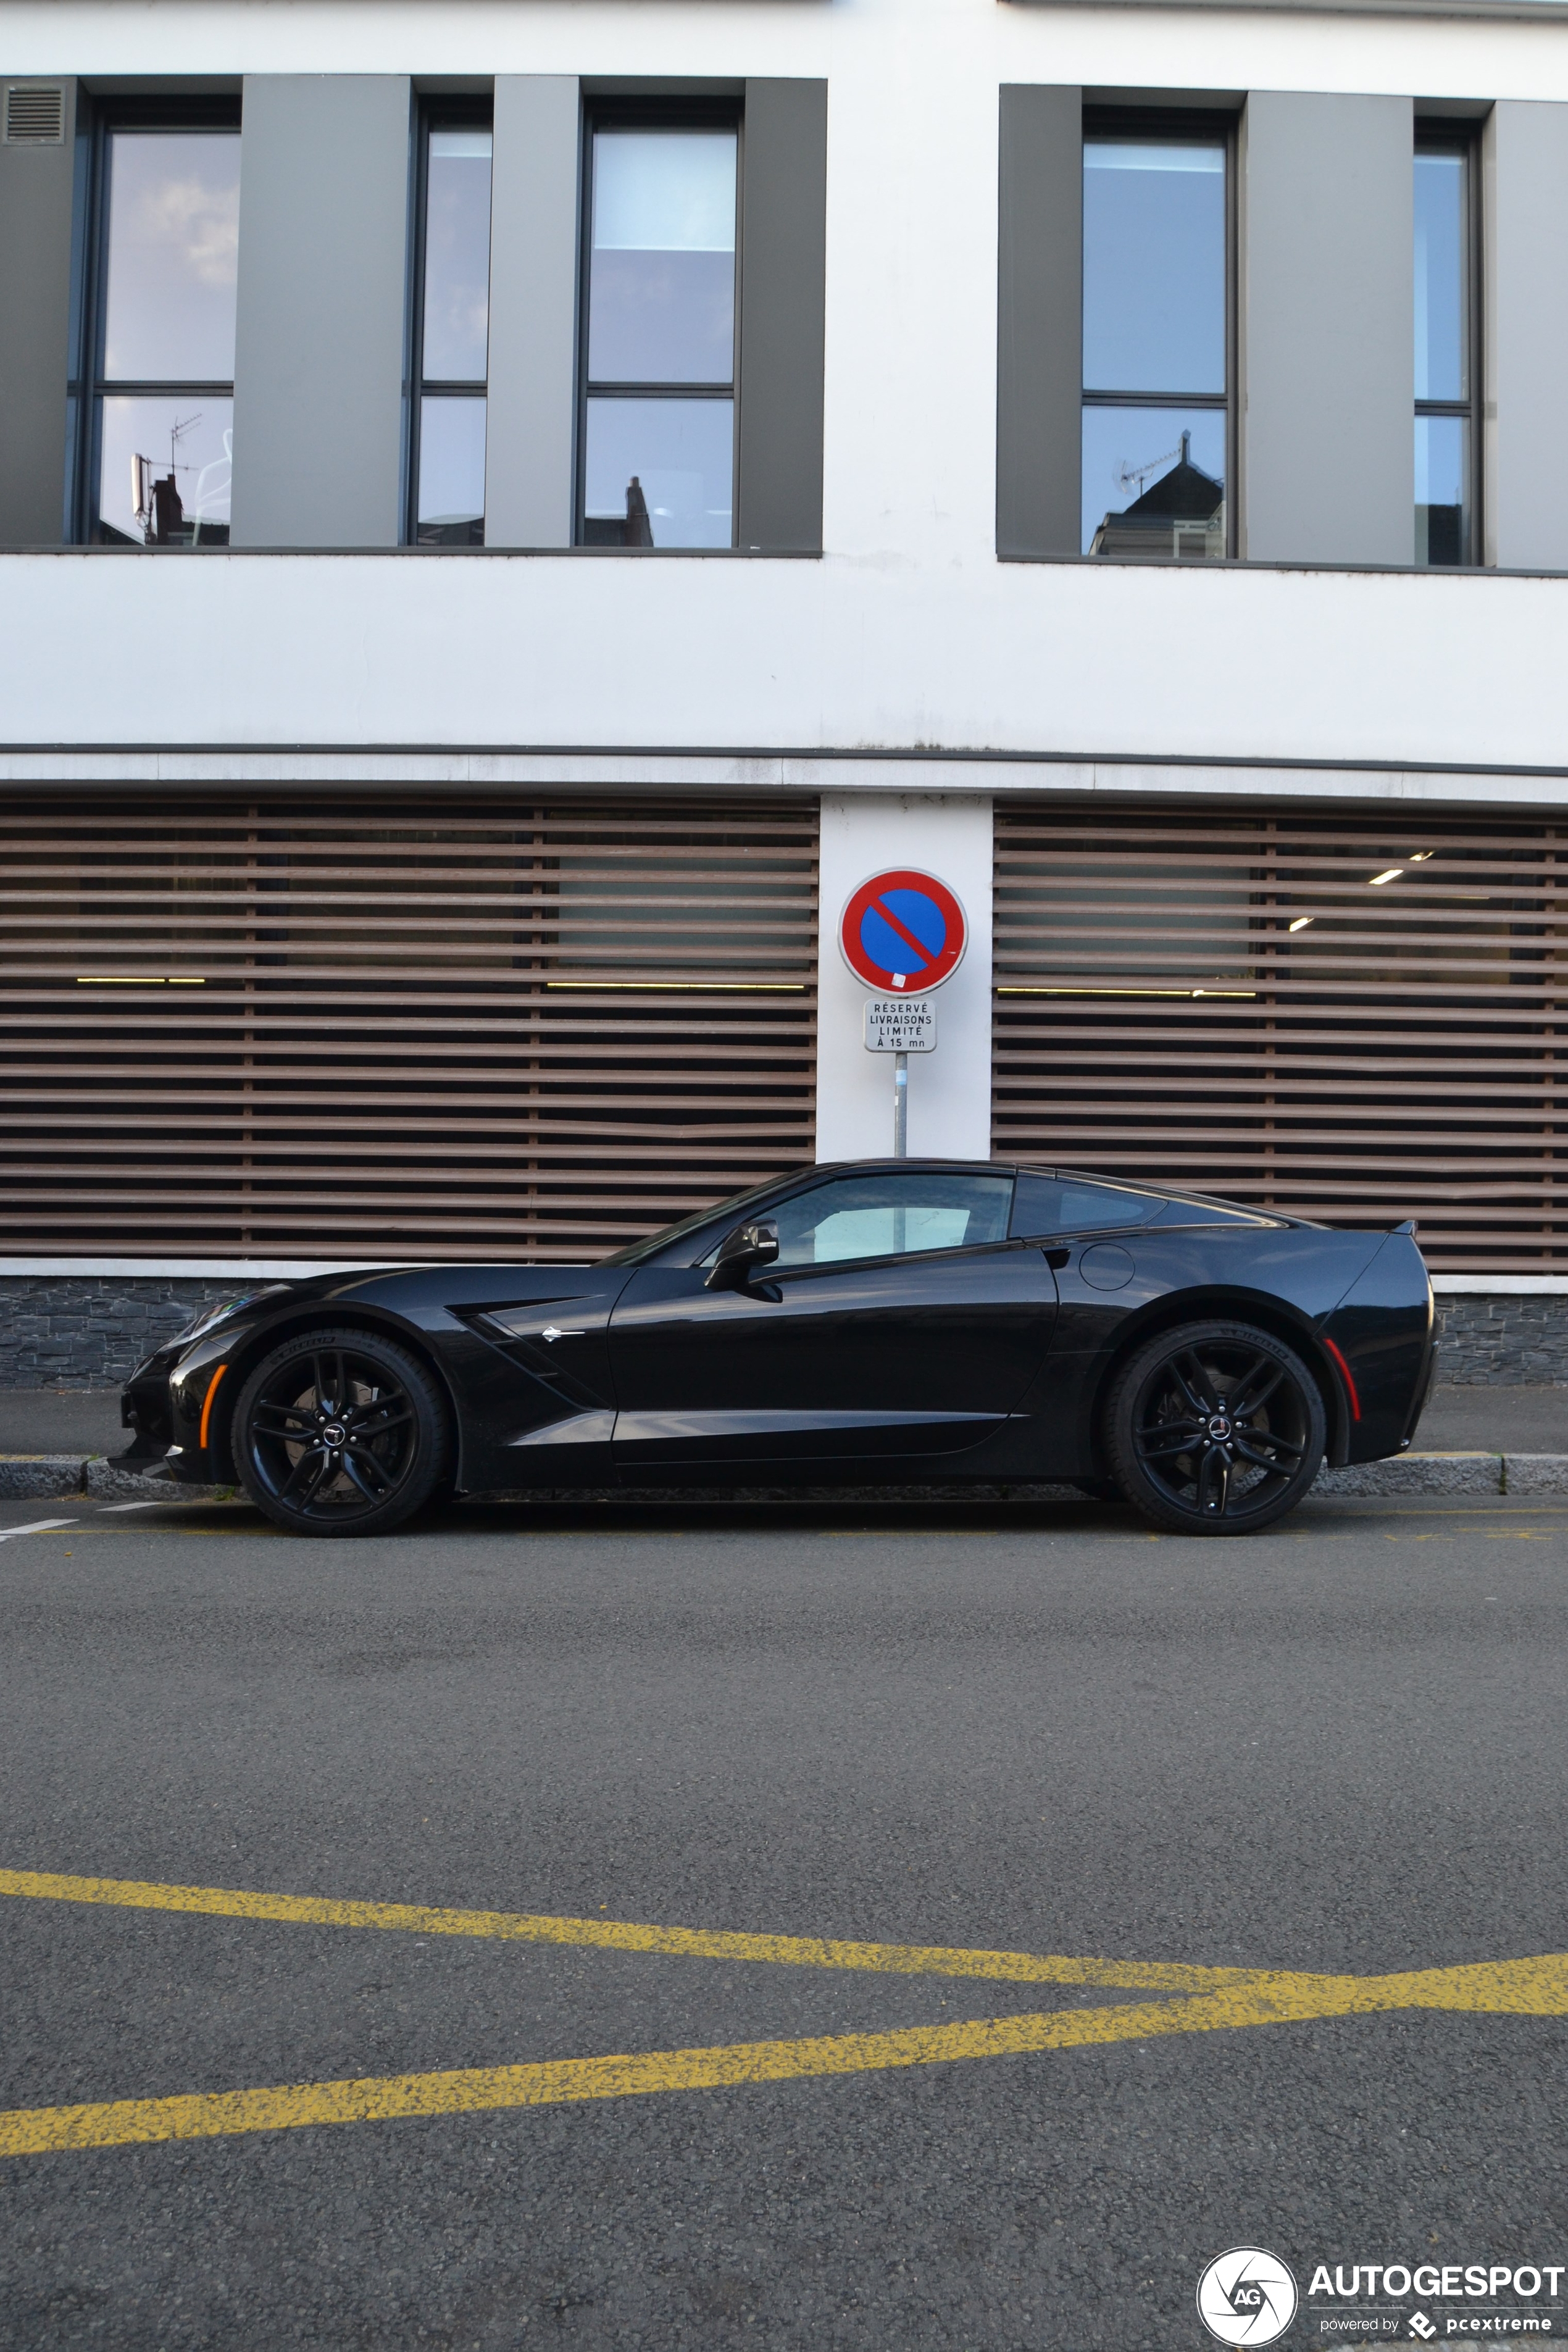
[3,1453,1567,1507]
[0,1457,226,1501]
[1317,1453,1504,1496]
[84,1460,228,1501]
[1317,1452,1568,1496]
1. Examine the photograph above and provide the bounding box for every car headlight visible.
[169,1287,287,1348]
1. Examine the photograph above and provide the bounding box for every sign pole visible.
[842,872,967,1169]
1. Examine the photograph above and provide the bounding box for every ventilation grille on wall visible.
[993,803,1568,1277]
[3,85,65,144]
[0,797,820,1260]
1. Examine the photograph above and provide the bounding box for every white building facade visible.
[4,0,1568,1364]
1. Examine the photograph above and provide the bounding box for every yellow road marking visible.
[4,1956,1567,2157]
[1366,1507,1568,1516]
[0,1868,1253,1993]
[4,1872,1566,2158]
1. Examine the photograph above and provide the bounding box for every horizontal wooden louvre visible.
[0,799,818,1259]
[993,803,1568,1274]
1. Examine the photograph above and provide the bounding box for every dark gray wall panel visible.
[996,85,1082,561]
[1241,91,1412,565]
[231,75,411,549]
[486,76,579,549]
[1486,101,1568,571]
[737,78,827,554]
[0,80,76,546]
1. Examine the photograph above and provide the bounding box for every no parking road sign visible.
[838,870,967,995]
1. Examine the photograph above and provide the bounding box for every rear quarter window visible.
[1010,1173,1165,1236]
[1148,1199,1271,1228]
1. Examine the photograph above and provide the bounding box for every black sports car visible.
[121,1159,1435,1539]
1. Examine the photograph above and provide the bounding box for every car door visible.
[607,1166,1058,1471]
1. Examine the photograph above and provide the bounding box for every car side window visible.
[769,1172,1015,1268]
[1009,1172,1165,1237]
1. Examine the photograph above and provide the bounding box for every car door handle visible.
[541,1327,586,1342]
[1043,1248,1070,1270]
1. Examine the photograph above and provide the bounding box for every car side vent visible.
[4,85,66,144]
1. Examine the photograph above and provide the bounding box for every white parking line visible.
[0,1518,78,1543]
[96,1499,177,1514]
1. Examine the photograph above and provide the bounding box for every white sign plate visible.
[864,996,936,1053]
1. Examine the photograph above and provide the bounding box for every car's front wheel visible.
[1103,1320,1325,1536]
[233,1327,451,1537]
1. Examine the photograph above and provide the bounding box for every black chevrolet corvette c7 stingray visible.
[120,1159,1435,1539]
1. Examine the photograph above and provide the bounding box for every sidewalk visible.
[0,1390,127,1459]
[1416,1386,1568,1454]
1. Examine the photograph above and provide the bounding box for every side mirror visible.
[705,1219,780,1291]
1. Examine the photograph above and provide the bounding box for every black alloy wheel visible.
[1103,1319,1326,1536]
[233,1326,451,1537]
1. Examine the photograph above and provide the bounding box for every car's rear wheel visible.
[1103,1320,1325,1536]
[234,1327,451,1537]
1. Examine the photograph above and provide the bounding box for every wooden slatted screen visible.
[0,798,818,1259]
[993,802,1568,1274]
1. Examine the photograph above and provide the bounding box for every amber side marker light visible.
[199,1366,228,1452]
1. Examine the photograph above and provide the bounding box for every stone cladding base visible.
[2,1275,1567,1389]
[2,1278,244,1388]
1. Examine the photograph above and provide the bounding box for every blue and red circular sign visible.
[839,869,967,995]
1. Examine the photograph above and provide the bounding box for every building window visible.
[1082,126,1230,561]
[1414,132,1477,567]
[411,109,492,547]
[83,109,240,546]
[579,112,738,549]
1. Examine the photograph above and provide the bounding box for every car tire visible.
[233,1326,451,1537]
[1103,1320,1325,1537]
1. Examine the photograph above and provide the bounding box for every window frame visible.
[575,94,743,552]
[1413,119,1483,570]
[406,93,494,550]
[1079,104,1238,562]
[695,1167,1020,1274]
[70,92,242,549]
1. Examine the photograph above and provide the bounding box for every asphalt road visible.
[1,1487,1565,2351]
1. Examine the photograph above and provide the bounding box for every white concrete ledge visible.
[6,556,1568,783]
[0,1259,431,1278]
[1431,1276,1568,1293]
[4,746,1568,811]
[3,1259,1567,1288]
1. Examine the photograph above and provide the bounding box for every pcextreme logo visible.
[1197,2248,1301,2346]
